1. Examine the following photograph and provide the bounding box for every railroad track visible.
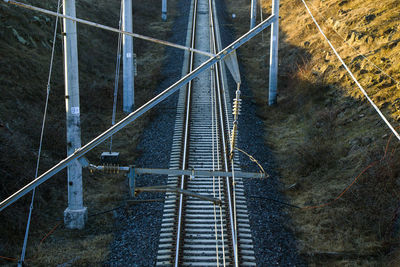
[156,0,256,266]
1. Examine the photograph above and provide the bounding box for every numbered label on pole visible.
[71,106,80,115]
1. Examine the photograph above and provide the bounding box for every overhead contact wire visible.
[211,63,220,267]
[209,1,237,264]
[210,14,220,266]
[209,1,226,263]
[4,0,214,58]
[109,0,123,152]
[307,1,400,87]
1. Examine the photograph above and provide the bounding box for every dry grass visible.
[225,0,400,265]
[0,0,176,265]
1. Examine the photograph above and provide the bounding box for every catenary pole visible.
[122,0,134,113]
[63,0,87,229]
[250,0,257,29]
[268,0,279,105]
[162,0,167,21]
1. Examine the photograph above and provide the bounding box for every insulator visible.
[230,130,237,145]
[232,98,242,116]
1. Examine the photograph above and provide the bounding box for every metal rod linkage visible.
[88,165,266,178]
[135,186,222,205]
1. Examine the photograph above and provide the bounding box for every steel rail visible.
[174,0,198,264]
[209,7,226,265]
[0,14,275,212]
[2,0,213,58]
[208,1,239,265]
[208,0,235,265]
[210,2,240,265]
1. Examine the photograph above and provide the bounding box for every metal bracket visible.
[87,165,266,179]
[128,166,135,198]
[135,186,222,205]
[84,164,265,201]
[77,156,90,168]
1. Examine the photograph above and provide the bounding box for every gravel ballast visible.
[107,0,304,266]
[106,1,190,265]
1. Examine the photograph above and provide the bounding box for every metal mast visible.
[162,0,167,21]
[122,0,134,113]
[250,0,257,29]
[63,0,87,229]
[268,0,279,105]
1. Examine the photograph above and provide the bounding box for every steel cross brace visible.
[85,164,265,201]
[87,165,266,179]
[84,164,233,205]
[0,14,275,212]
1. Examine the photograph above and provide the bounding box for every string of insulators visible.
[230,83,241,160]
[232,98,242,115]
[103,164,120,174]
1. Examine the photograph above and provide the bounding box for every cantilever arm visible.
[0,14,275,212]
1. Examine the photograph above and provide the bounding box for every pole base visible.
[64,207,88,230]
[162,12,167,21]
[268,99,277,106]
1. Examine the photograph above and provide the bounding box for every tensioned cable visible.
[19,0,62,265]
[301,0,400,142]
[209,0,239,260]
[213,38,227,267]
[211,65,220,267]
[213,76,227,266]
[210,24,220,267]
[259,0,264,41]
[229,84,241,252]
[109,0,123,153]
[209,1,226,263]
[3,0,214,58]
[306,1,400,87]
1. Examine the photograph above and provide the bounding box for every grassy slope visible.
[225,0,400,265]
[0,0,175,265]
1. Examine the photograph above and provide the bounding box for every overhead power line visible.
[300,0,400,142]
[3,0,213,57]
[306,1,400,87]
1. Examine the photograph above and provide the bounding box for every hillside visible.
[0,0,173,265]
[1,0,400,265]
[225,0,400,265]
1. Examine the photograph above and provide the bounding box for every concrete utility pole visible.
[63,0,87,229]
[268,0,279,105]
[250,0,257,29]
[122,0,134,113]
[162,0,167,21]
